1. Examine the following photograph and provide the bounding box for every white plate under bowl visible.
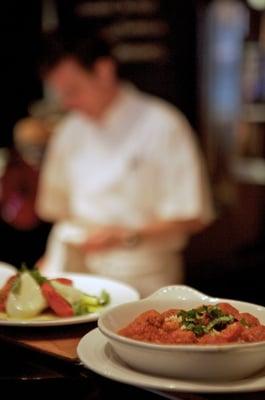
[0,272,139,327]
[77,328,265,393]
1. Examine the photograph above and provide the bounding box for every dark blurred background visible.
[0,0,265,304]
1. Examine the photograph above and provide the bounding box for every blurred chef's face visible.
[45,57,118,118]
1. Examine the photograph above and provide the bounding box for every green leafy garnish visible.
[192,325,207,336]
[206,315,235,331]
[207,306,223,319]
[177,305,235,337]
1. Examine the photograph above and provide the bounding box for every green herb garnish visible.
[177,305,235,337]
[206,315,235,332]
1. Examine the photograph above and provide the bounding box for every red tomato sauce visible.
[118,303,265,344]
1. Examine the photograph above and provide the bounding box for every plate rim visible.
[77,328,265,394]
[0,262,17,272]
[0,272,140,327]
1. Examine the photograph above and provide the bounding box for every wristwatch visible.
[123,231,142,248]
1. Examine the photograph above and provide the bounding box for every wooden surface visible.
[0,321,97,361]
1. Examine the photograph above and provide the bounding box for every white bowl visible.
[98,285,265,381]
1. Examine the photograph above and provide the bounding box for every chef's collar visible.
[100,82,138,130]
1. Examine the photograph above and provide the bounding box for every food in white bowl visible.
[117,303,265,345]
[97,285,265,381]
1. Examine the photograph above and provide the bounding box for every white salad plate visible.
[0,269,140,327]
[0,262,17,277]
[77,328,265,393]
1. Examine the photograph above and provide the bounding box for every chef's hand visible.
[78,227,141,254]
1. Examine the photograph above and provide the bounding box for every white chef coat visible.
[36,84,214,296]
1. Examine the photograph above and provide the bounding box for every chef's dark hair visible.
[39,31,114,77]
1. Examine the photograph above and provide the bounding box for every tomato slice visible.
[41,282,74,317]
[0,275,17,312]
[50,278,73,286]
